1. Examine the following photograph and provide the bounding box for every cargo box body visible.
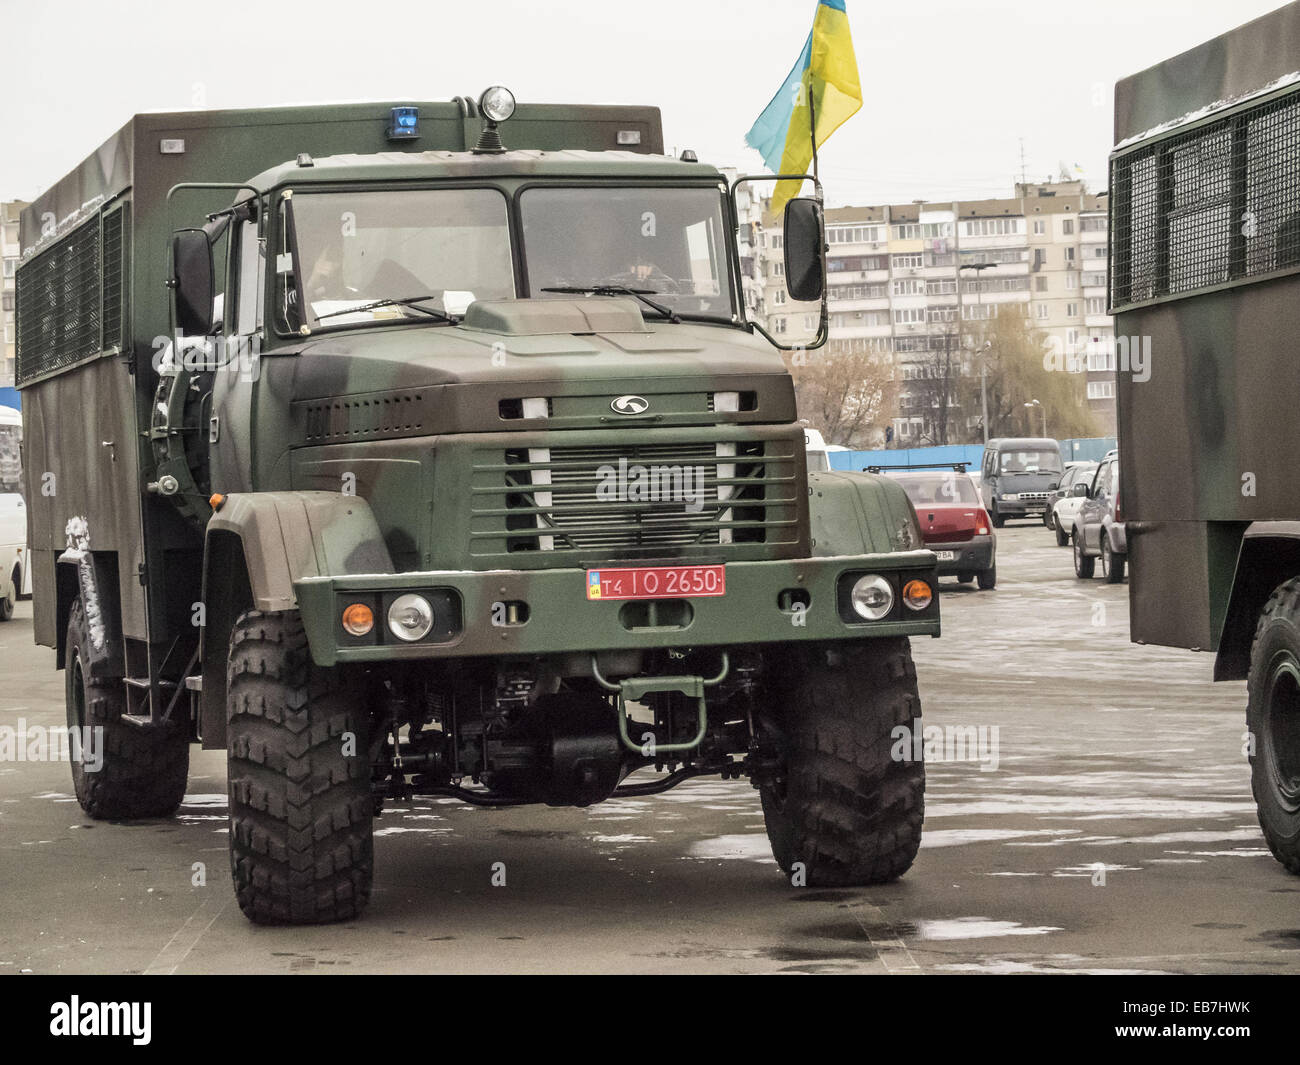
[1110,1,1300,651]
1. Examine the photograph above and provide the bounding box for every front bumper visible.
[295,552,941,666]
[927,535,994,576]
[996,495,1049,517]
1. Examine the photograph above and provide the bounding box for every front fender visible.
[1214,521,1300,681]
[205,491,394,612]
[807,470,926,557]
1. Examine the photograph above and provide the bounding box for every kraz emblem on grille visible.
[610,395,649,415]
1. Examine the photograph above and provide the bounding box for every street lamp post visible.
[959,262,996,443]
[1024,398,1046,437]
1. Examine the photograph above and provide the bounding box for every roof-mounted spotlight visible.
[473,86,516,154]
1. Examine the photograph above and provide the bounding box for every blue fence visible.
[829,437,1118,474]
[0,388,18,411]
[830,445,984,472]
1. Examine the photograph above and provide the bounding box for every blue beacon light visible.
[387,106,420,141]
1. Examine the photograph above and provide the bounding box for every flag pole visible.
[808,86,820,184]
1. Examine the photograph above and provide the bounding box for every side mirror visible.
[783,197,825,303]
[171,228,214,336]
[1072,482,1089,497]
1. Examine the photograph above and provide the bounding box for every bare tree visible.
[785,347,899,448]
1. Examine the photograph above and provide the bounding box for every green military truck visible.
[17,90,938,923]
[1111,3,1300,874]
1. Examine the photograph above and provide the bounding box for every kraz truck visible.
[1111,2,1300,875]
[17,90,939,924]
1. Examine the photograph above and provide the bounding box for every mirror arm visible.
[730,172,828,351]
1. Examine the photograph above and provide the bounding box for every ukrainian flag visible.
[745,0,862,211]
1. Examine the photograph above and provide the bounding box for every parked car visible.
[0,406,23,619]
[881,467,997,589]
[1046,461,1098,545]
[979,437,1065,526]
[1071,453,1127,582]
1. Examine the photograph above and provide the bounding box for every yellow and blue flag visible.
[745,0,862,211]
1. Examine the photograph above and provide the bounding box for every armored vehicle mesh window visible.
[1111,88,1300,310]
[101,206,127,353]
[15,208,126,385]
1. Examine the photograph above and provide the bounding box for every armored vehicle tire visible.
[1055,520,1070,547]
[1247,579,1300,875]
[977,564,997,590]
[760,639,924,887]
[1102,537,1125,584]
[226,609,374,925]
[65,599,189,819]
[1072,530,1095,578]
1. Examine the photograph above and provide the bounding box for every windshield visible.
[520,187,735,319]
[887,472,980,505]
[277,188,515,332]
[999,449,1062,474]
[0,423,20,494]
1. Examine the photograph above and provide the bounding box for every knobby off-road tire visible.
[65,599,189,819]
[760,638,924,886]
[1246,578,1300,874]
[226,610,374,924]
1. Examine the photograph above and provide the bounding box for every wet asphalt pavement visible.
[1,524,1298,975]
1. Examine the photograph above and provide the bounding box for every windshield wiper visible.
[540,284,681,324]
[314,295,459,324]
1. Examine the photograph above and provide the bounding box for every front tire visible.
[1102,536,1126,583]
[226,609,374,924]
[1054,517,1070,547]
[1247,578,1300,874]
[759,639,924,887]
[990,503,1005,529]
[65,598,189,819]
[1073,530,1095,578]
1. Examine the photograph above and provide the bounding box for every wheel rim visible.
[1101,539,1111,575]
[1264,654,1300,808]
[1073,536,1083,569]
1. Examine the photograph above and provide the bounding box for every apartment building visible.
[1,201,25,388]
[761,180,1115,443]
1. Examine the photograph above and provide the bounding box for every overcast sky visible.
[0,0,1288,207]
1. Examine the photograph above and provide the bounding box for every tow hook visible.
[591,654,729,754]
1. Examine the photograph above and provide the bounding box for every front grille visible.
[470,434,801,558]
[1017,492,1049,502]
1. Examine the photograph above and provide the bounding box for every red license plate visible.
[586,564,725,601]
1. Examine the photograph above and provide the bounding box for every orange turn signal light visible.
[341,602,375,636]
[902,579,933,611]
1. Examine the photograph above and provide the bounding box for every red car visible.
[880,469,997,590]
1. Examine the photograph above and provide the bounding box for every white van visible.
[0,405,27,620]
[803,427,849,473]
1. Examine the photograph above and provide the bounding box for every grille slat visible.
[471,436,798,556]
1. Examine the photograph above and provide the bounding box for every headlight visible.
[1002,492,1016,500]
[849,574,894,620]
[388,594,434,642]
